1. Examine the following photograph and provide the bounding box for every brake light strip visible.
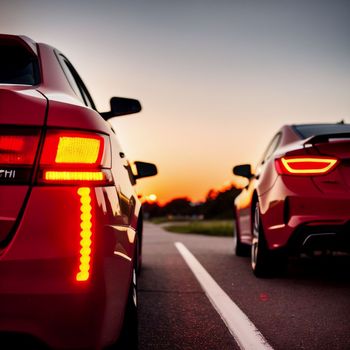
[76,187,92,282]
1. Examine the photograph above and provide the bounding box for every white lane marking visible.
[175,242,273,350]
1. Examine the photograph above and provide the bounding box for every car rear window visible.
[294,124,350,138]
[0,40,40,85]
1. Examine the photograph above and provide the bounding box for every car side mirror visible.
[233,164,253,179]
[134,161,158,181]
[100,97,142,120]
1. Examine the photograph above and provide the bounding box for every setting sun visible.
[147,194,157,202]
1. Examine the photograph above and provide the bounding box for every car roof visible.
[0,34,38,55]
[291,122,350,139]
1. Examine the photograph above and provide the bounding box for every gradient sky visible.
[1,0,350,203]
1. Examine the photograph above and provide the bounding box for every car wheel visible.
[251,203,287,277]
[251,202,274,277]
[136,217,143,275]
[113,263,138,349]
[233,219,250,257]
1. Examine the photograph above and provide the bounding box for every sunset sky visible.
[1,0,350,203]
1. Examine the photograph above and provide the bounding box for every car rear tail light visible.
[40,132,104,166]
[275,156,339,175]
[0,133,39,165]
[39,130,112,185]
[44,171,105,182]
[76,187,93,282]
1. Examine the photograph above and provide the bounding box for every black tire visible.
[0,333,48,350]
[136,235,142,276]
[233,219,250,257]
[114,264,138,349]
[136,217,143,275]
[251,202,287,277]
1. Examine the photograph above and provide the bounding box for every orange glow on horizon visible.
[230,176,249,190]
[137,178,246,205]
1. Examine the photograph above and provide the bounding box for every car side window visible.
[79,87,94,109]
[58,56,83,100]
[261,133,281,164]
[56,52,96,110]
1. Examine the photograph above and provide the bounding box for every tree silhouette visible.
[142,185,241,220]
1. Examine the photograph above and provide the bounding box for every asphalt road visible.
[138,222,350,350]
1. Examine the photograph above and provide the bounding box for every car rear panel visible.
[0,103,134,348]
[312,139,350,194]
[0,35,138,348]
[261,175,350,249]
[0,186,102,348]
[0,185,134,348]
[0,87,46,245]
[0,127,134,347]
[0,186,29,243]
[0,88,46,125]
[261,136,350,250]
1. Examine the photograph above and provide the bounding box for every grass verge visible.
[163,220,234,237]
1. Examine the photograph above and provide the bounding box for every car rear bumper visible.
[0,186,135,349]
[288,222,350,253]
[0,288,103,349]
[260,176,350,251]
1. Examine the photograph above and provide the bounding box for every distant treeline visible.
[143,185,241,220]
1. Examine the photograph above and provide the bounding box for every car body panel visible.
[0,87,46,125]
[0,87,46,243]
[0,34,149,348]
[234,124,350,253]
[0,186,29,243]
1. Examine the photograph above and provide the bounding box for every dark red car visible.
[233,123,350,277]
[0,34,157,349]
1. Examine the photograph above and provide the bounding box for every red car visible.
[233,123,350,277]
[0,34,157,349]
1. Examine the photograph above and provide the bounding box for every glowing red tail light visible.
[76,187,93,282]
[44,171,105,181]
[40,131,105,166]
[275,156,339,175]
[39,130,112,184]
[0,133,39,165]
